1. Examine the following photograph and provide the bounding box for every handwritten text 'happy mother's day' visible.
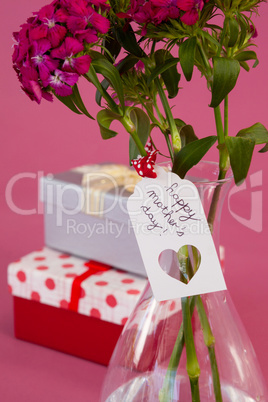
[140,183,200,237]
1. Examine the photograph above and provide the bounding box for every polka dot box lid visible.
[8,247,147,326]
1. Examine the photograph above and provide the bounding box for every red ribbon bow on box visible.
[69,260,111,312]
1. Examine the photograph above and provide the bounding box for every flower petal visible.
[38,5,55,21]
[71,55,92,74]
[74,29,98,43]
[67,16,87,33]
[42,91,53,102]
[30,24,48,41]
[36,38,51,55]
[90,11,110,34]
[181,9,199,25]
[177,0,194,11]
[47,24,67,47]
[57,69,79,86]
[54,8,69,23]
[38,63,51,81]
[65,37,84,55]
[53,83,73,96]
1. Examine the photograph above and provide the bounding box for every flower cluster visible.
[12,0,110,103]
[119,0,204,33]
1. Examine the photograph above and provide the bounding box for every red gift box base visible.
[13,296,123,366]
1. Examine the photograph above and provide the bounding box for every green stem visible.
[153,94,174,162]
[130,132,147,157]
[208,348,223,402]
[214,106,224,145]
[165,134,174,163]
[121,116,147,157]
[216,18,228,58]
[208,103,229,229]
[181,297,201,402]
[159,297,196,402]
[196,296,223,402]
[137,95,156,124]
[214,105,230,178]
[155,78,181,153]
[224,95,229,138]
[150,40,156,57]
[207,178,225,230]
[153,95,166,126]
[196,39,212,81]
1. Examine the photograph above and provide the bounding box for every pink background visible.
[1,0,267,400]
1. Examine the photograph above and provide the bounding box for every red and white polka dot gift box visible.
[8,247,147,365]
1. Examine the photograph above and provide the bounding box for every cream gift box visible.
[40,164,147,277]
[8,247,147,365]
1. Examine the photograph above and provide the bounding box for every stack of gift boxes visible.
[8,164,148,365]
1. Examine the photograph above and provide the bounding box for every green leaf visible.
[234,50,258,62]
[237,17,247,48]
[95,55,139,107]
[129,108,150,162]
[179,37,197,82]
[239,61,250,72]
[116,54,140,74]
[96,109,123,139]
[237,123,268,144]
[179,125,198,147]
[102,30,121,62]
[199,30,221,50]
[259,143,268,153]
[55,94,83,115]
[154,50,181,98]
[234,50,259,67]
[225,136,255,185]
[86,65,119,112]
[174,118,186,128]
[172,136,217,178]
[228,18,239,47]
[71,84,94,119]
[210,58,240,108]
[87,50,107,61]
[114,24,145,58]
[91,58,125,113]
[147,56,180,85]
[95,79,110,106]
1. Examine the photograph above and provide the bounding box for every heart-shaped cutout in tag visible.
[158,245,201,285]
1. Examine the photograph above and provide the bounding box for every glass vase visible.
[100,161,268,402]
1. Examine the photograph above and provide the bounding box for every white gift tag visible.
[127,166,226,301]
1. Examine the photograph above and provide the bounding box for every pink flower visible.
[19,66,53,104]
[250,24,258,39]
[12,0,109,104]
[30,5,68,47]
[73,29,98,43]
[44,69,79,96]
[129,0,179,28]
[30,39,59,81]
[135,60,145,72]
[66,0,110,35]
[177,0,204,25]
[12,24,31,66]
[131,1,154,25]
[51,37,91,75]
[90,12,110,33]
